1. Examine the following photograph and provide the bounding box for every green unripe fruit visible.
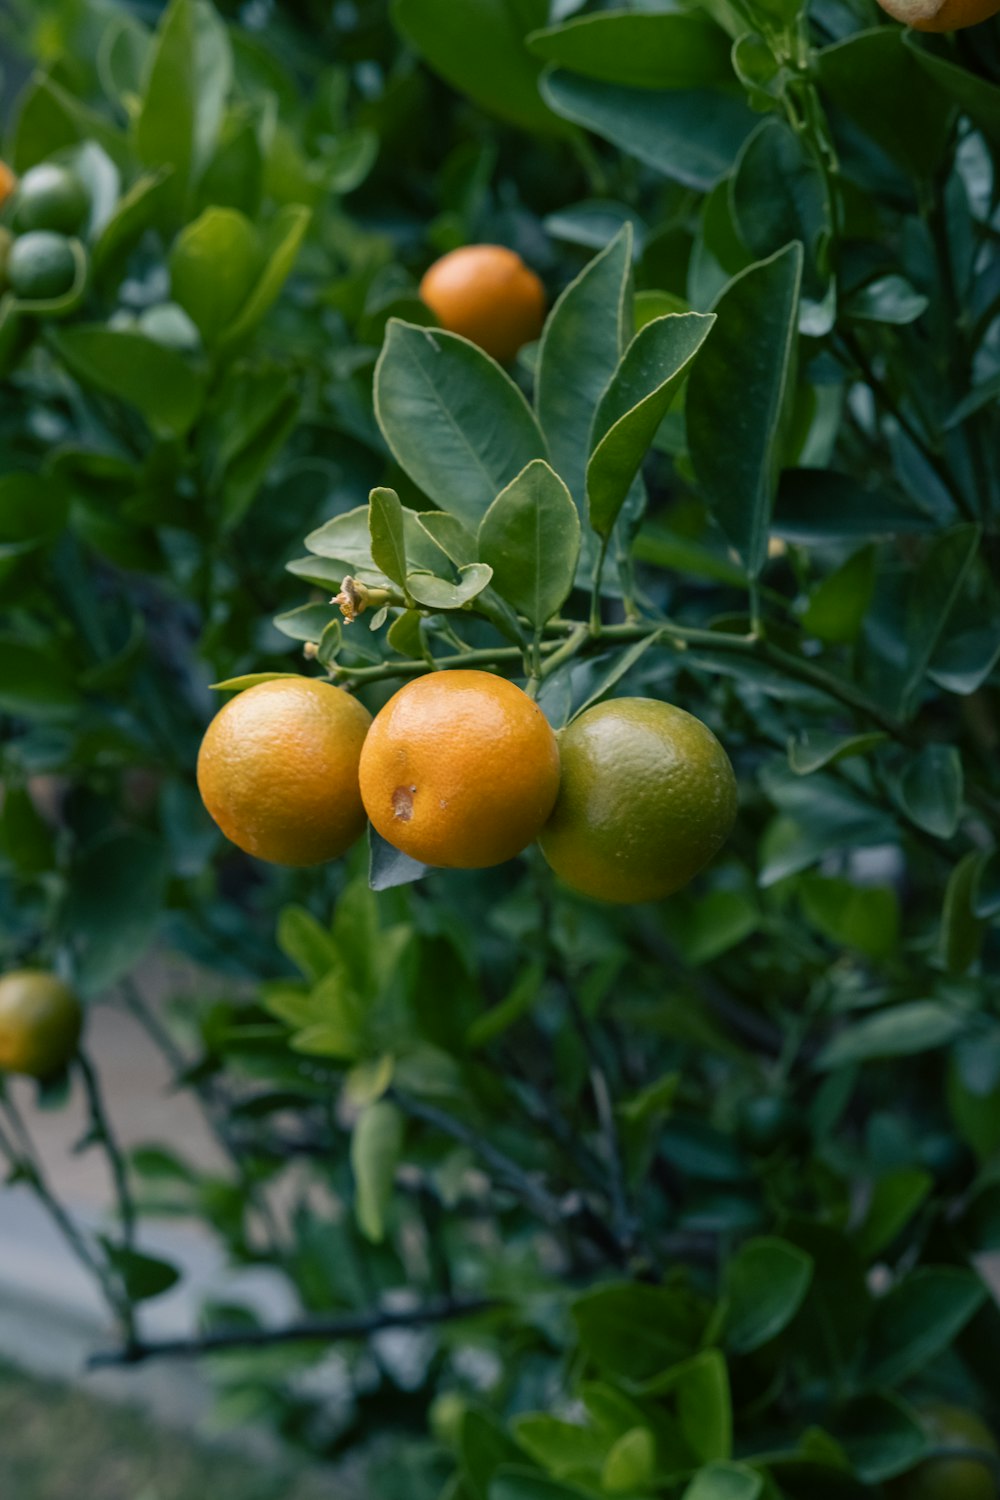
[6,231,78,301]
[12,162,89,235]
[0,971,83,1079]
[889,1403,998,1500]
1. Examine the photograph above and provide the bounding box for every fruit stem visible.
[589,536,610,636]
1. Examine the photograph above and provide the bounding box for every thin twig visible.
[77,1049,137,1250]
[87,1294,502,1369]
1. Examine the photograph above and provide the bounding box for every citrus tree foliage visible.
[2,2,1000,1500]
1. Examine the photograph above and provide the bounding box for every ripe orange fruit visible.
[419,245,546,364]
[538,698,738,904]
[874,0,999,26]
[359,670,560,868]
[197,678,372,867]
[889,1404,998,1500]
[0,971,82,1079]
[0,160,17,211]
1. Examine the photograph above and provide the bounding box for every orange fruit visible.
[874,0,999,26]
[0,970,82,1079]
[0,160,17,211]
[538,698,738,904]
[197,677,372,867]
[359,670,560,868]
[419,245,546,363]
[889,1404,998,1500]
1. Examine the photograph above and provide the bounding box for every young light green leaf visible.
[587,311,714,539]
[134,0,232,216]
[351,1099,404,1244]
[801,546,876,644]
[535,224,633,511]
[369,487,409,588]
[219,204,310,352]
[405,564,494,610]
[169,206,260,341]
[724,1238,813,1353]
[681,1463,763,1500]
[478,460,580,627]
[375,320,547,530]
[688,243,803,577]
[601,1427,656,1493]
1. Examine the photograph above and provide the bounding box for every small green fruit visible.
[7,231,79,301]
[12,162,89,236]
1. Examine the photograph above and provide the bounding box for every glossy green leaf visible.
[787,731,887,775]
[513,1415,606,1478]
[478,460,580,626]
[730,118,829,287]
[817,28,951,180]
[904,31,1000,150]
[405,564,494,610]
[393,0,560,134]
[535,224,633,511]
[897,745,963,840]
[369,827,427,893]
[351,1099,404,1243]
[369,487,409,588]
[818,1002,967,1070]
[940,850,987,975]
[51,327,206,438]
[601,1426,655,1493]
[901,525,980,717]
[682,1464,763,1500]
[855,1169,933,1262]
[375,320,547,529]
[802,546,876,645]
[541,73,754,191]
[572,1282,707,1384]
[800,876,899,962]
[846,275,928,326]
[219,204,310,352]
[91,167,172,282]
[863,1267,986,1388]
[587,311,714,538]
[169,207,261,342]
[134,0,232,217]
[688,244,803,577]
[528,11,732,89]
[724,1238,813,1353]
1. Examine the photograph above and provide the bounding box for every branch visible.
[87,1294,502,1369]
[78,1049,137,1250]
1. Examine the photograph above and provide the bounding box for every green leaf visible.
[51,327,205,438]
[393,0,561,134]
[351,1099,404,1244]
[724,1238,813,1353]
[682,1463,763,1500]
[273,604,341,644]
[0,638,80,720]
[817,28,952,180]
[375,320,547,530]
[940,850,987,975]
[587,312,715,539]
[897,745,963,840]
[10,70,127,174]
[219,204,310,353]
[369,487,409,589]
[846,275,928,327]
[134,0,232,219]
[787,731,887,775]
[687,244,803,577]
[901,526,980,717]
[818,1002,967,1070]
[801,547,876,645]
[572,1282,707,1385]
[369,826,427,892]
[467,961,545,1050]
[799,876,899,961]
[462,1410,528,1500]
[513,1415,606,1478]
[210,672,302,692]
[0,471,68,560]
[535,225,633,512]
[904,31,1000,152]
[490,1475,591,1500]
[305,506,383,577]
[602,1427,656,1493]
[730,119,829,293]
[277,906,339,983]
[651,1349,731,1462]
[834,1395,926,1485]
[855,1169,933,1262]
[169,207,260,342]
[102,1244,180,1303]
[405,564,494,610]
[862,1267,986,1388]
[775,469,936,543]
[541,73,754,192]
[92,168,173,283]
[63,832,167,994]
[478,460,580,626]
[528,11,732,89]
[672,889,758,967]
